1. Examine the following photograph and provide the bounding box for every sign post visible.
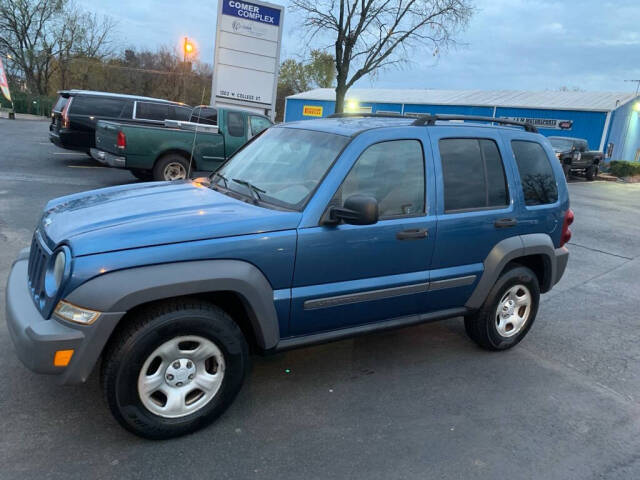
[211,0,285,119]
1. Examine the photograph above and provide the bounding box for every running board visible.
[274,307,469,352]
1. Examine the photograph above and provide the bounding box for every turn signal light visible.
[560,208,574,247]
[54,349,74,367]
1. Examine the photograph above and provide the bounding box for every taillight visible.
[117,131,126,149]
[560,208,574,247]
[61,98,71,128]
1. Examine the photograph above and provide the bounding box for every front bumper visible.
[90,148,125,168]
[6,255,124,384]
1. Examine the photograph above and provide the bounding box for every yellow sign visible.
[303,105,323,117]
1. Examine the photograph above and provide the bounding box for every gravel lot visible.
[2,118,640,480]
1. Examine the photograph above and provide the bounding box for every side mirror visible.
[330,194,378,225]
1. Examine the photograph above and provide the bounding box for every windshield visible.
[214,127,350,210]
[549,138,573,151]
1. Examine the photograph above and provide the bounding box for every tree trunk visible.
[335,84,347,114]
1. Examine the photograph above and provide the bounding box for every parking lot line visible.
[66,165,106,169]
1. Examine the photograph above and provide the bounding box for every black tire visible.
[101,299,249,439]
[562,163,571,181]
[586,165,597,181]
[130,169,154,181]
[464,265,540,351]
[153,154,191,182]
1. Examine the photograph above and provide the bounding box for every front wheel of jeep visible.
[464,265,540,351]
[101,299,249,439]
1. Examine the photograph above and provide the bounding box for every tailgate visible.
[95,120,123,155]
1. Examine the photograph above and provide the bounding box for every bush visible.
[609,161,640,178]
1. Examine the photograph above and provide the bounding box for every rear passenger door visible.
[429,127,523,311]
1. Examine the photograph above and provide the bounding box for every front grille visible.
[27,230,51,310]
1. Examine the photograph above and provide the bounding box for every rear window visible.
[69,96,127,117]
[53,96,68,113]
[511,140,558,206]
[172,106,192,121]
[227,112,245,137]
[439,138,509,212]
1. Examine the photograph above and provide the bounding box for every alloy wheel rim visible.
[495,284,532,338]
[163,162,187,181]
[137,335,225,418]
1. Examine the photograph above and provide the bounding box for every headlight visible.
[45,248,69,297]
[54,300,101,325]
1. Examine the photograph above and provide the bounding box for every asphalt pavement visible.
[1,118,640,479]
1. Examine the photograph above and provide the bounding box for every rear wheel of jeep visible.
[101,299,249,439]
[464,265,540,351]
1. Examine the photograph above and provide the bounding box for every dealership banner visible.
[0,57,11,102]
[501,117,573,130]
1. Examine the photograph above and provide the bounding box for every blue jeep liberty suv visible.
[6,114,573,438]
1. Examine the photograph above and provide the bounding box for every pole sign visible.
[211,0,284,118]
[501,116,573,130]
[0,57,11,102]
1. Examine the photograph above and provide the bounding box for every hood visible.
[42,181,302,256]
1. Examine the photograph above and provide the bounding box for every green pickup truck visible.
[91,106,273,181]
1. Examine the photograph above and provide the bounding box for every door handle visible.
[396,228,428,240]
[494,218,518,229]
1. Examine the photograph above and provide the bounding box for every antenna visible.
[187,86,208,179]
[624,79,640,96]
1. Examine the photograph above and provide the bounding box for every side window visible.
[70,96,127,117]
[227,111,245,137]
[336,140,425,219]
[120,101,134,118]
[439,138,509,212]
[193,107,218,125]
[52,96,68,113]
[250,116,272,136]
[135,102,171,121]
[511,140,558,206]
[171,106,192,121]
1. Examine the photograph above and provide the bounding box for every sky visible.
[78,0,640,94]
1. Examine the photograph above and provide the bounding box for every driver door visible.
[290,139,437,335]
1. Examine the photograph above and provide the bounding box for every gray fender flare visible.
[66,260,280,350]
[465,234,557,310]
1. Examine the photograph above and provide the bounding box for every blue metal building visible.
[284,88,640,161]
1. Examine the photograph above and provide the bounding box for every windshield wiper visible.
[210,171,228,188]
[232,178,265,204]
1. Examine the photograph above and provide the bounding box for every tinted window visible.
[120,101,134,118]
[136,102,171,121]
[339,140,425,218]
[511,140,558,206]
[440,138,509,212]
[250,116,272,136]
[192,107,218,125]
[172,106,192,121]
[227,112,245,137]
[70,96,127,117]
[53,96,68,112]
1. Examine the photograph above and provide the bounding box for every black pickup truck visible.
[548,136,603,181]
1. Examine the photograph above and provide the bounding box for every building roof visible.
[287,88,638,112]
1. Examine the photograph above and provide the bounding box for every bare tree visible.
[291,0,473,112]
[0,0,115,94]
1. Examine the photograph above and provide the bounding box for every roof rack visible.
[327,112,405,119]
[411,114,538,133]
